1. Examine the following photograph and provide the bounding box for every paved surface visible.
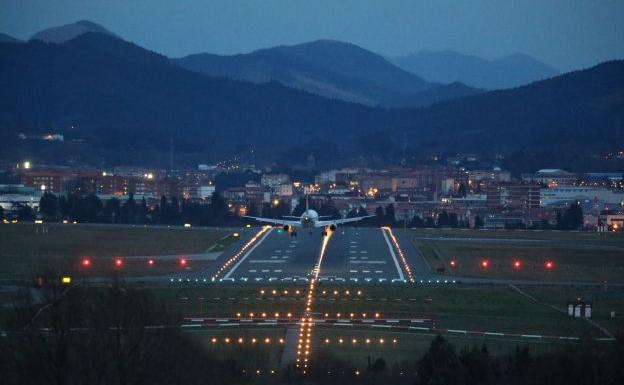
[218,228,322,283]
[321,228,404,283]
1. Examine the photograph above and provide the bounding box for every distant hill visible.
[0,25,621,172]
[0,33,22,43]
[396,60,624,172]
[174,40,481,108]
[0,33,389,167]
[30,20,117,43]
[392,50,559,90]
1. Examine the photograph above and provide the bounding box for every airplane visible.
[243,196,374,236]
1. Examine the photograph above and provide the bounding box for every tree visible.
[417,335,463,385]
[409,215,425,228]
[39,192,58,220]
[559,202,584,230]
[474,215,484,229]
[459,344,495,385]
[385,204,396,226]
[375,206,385,226]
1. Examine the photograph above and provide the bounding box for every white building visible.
[261,173,290,188]
[540,187,624,207]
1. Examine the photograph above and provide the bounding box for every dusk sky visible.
[1,0,623,71]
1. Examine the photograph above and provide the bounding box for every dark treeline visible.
[3,192,585,231]
[2,282,623,385]
[31,191,237,226]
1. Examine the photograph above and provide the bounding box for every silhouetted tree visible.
[418,335,463,385]
[38,192,58,220]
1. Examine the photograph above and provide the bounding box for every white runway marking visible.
[360,251,368,254]
[249,260,286,263]
[223,227,274,279]
[262,269,270,272]
[349,245,357,248]
[381,228,405,281]
[349,260,387,264]
[248,269,257,273]
[375,270,383,273]
[350,270,358,273]
[274,269,282,273]
[363,270,370,273]
[275,250,282,253]
[349,250,357,254]
[270,256,279,259]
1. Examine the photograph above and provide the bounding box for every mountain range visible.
[174,40,482,108]
[0,20,622,172]
[392,50,559,90]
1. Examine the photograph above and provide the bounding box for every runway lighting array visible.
[212,226,271,280]
[381,227,415,282]
[296,229,333,374]
[208,336,285,345]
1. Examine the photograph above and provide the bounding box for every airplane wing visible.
[314,215,376,227]
[243,216,301,227]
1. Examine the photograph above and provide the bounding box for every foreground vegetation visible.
[1,280,623,384]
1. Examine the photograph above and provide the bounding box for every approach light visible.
[148,258,155,266]
[481,259,489,268]
[81,258,91,267]
[114,258,123,267]
[179,258,187,266]
[545,261,554,269]
[450,260,457,267]
[513,260,522,269]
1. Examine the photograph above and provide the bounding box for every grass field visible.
[0,223,237,282]
[409,230,624,282]
[410,228,624,241]
[188,328,286,369]
[313,328,571,368]
[143,283,618,338]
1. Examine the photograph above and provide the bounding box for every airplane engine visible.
[329,224,336,231]
[283,225,290,232]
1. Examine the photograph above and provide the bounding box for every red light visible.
[513,260,522,269]
[481,259,489,268]
[180,258,187,266]
[545,261,554,269]
[82,258,91,267]
[450,260,456,267]
[114,258,123,267]
[148,258,155,266]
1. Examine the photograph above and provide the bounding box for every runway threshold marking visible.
[222,226,274,279]
[380,228,406,281]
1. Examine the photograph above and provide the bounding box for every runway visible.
[198,227,424,284]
